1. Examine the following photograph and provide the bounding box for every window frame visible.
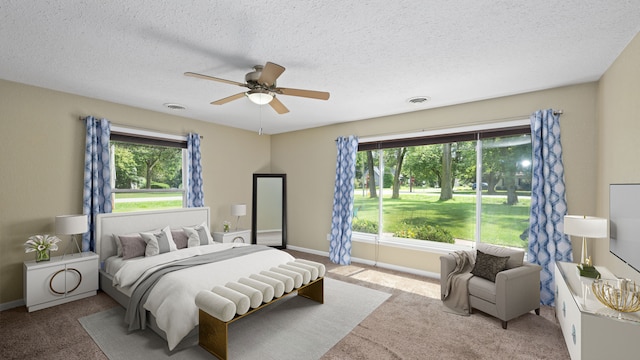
[353,119,531,253]
[110,125,188,212]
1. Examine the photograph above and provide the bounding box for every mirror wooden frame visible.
[251,173,287,249]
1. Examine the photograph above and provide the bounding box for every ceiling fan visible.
[184,62,330,114]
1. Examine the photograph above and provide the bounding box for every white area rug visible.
[79,278,390,359]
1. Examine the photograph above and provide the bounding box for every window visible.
[354,121,531,251]
[110,127,187,212]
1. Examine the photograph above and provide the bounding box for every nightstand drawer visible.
[213,229,251,244]
[24,252,98,311]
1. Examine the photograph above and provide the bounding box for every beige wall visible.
[3,32,637,305]
[596,32,640,283]
[0,80,270,304]
[273,82,599,274]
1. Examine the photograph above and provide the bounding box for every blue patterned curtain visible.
[186,133,204,207]
[82,116,112,252]
[330,135,359,265]
[527,109,572,306]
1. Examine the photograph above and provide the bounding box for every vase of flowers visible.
[36,249,50,262]
[223,221,231,233]
[24,234,61,262]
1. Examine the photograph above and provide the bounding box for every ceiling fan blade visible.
[277,87,330,100]
[269,97,289,114]
[184,72,246,87]
[258,62,285,86]
[211,92,246,105]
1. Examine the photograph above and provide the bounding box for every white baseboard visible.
[287,245,328,257]
[0,298,24,311]
[286,245,440,280]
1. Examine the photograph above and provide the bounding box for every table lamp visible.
[55,214,88,258]
[563,215,608,277]
[231,204,246,231]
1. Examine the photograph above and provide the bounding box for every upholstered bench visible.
[196,259,326,359]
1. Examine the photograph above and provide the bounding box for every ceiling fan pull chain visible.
[258,104,263,135]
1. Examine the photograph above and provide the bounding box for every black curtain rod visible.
[335,109,564,142]
[78,116,203,139]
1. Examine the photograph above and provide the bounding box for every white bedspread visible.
[111,243,295,350]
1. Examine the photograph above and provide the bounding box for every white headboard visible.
[95,207,210,266]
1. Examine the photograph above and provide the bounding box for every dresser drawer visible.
[555,265,581,360]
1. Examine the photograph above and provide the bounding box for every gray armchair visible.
[440,243,542,329]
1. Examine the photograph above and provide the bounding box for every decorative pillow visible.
[171,229,189,249]
[471,250,509,282]
[113,233,140,257]
[477,242,524,269]
[112,234,124,257]
[185,222,214,247]
[118,234,147,260]
[140,226,177,257]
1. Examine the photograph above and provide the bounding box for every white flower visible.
[24,234,61,253]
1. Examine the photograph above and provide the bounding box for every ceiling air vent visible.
[164,103,186,110]
[407,96,431,105]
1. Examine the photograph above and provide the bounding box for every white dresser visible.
[555,261,640,359]
[23,252,99,312]
[213,229,251,244]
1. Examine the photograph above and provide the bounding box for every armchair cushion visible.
[468,276,496,303]
[471,250,509,282]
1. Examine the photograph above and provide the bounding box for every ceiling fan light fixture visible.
[246,89,274,105]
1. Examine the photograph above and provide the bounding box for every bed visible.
[95,207,323,352]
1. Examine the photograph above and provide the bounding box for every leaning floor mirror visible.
[251,173,287,249]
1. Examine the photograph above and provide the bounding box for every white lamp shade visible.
[246,90,274,105]
[231,204,247,217]
[563,215,608,238]
[55,214,88,235]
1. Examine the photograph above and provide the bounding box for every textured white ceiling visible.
[1,1,639,134]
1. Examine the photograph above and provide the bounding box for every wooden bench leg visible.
[199,310,229,360]
[298,277,324,304]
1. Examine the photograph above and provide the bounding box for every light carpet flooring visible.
[79,278,390,359]
[0,250,570,359]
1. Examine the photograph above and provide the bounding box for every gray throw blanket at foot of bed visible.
[125,245,272,331]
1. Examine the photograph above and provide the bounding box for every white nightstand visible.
[213,229,252,244]
[23,251,99,312]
